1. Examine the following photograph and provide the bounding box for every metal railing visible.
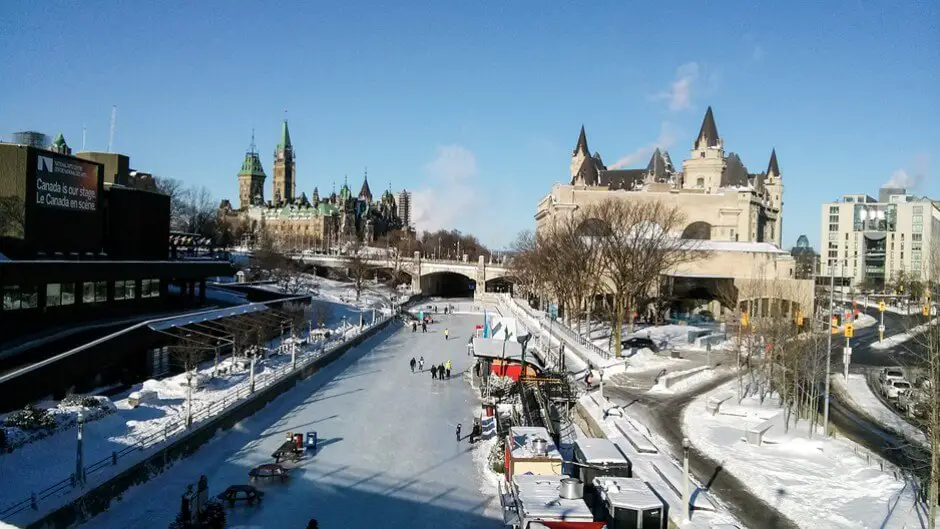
[0,311,400,521]
[507,298,611,361]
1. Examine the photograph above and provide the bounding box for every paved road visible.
[606,378,801,529]
[86,314,501,529]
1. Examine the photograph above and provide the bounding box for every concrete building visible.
[397,189,412,230]
[790,234,817,280]
[819,188,940,288]
[535,107,811,318]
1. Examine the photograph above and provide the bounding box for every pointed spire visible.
[574,125,589,155]
[767,148,781,177]
[53,132,66,146]
[695,106,721,149]
[359,169,373,201]
[277,119,292,149]
[249,128,256,154]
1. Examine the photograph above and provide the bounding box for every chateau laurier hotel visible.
[535,107,813,319]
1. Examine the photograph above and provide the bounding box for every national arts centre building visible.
[534,107,814,321]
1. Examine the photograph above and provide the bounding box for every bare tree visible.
[592,199,696,357]
[0,196,25,238]
[343,241,374,302]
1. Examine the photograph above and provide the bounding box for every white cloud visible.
[885,155,930,190]
[410,145,478,233]
[608,122,677,170]
[650,62,699,112]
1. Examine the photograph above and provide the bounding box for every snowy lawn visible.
[832,374,927,448]
[684,382,929,529]
[79,314,502,529]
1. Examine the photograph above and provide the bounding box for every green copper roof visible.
[277,120,292,149]
[52,133,66,146]
[238,152,266,177]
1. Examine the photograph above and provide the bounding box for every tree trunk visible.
[613,293,623,358]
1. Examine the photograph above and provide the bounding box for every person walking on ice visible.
[409,357,416,373]
[455,423,462,441]
[418,356,425,371]
[438,363,445,379]
[430,364,438,380]
[445,359,452,379]
[444,328,449,340]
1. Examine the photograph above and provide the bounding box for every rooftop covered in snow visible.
[512,474,595,522]
[509,426,562,460]
[574,438,629,465]
[592,477,665,511]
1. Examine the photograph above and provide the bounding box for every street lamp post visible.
[682,437,691,523]
[75,411,85,486]
[186,370,194,428]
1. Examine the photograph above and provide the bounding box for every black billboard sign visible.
[34,152,99,212]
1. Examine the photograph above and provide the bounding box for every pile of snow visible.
[649,366,716,394]
[870,318,935,350]
[685,382,927,529]
[832,374,927,448]
[1,396,116,451]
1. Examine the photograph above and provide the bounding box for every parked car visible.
[217,485,264,506]
[883,379,912,400]
[623,337,660,353]
[879,368,905,386]
[249,463,289,482]
[897,389,926,418]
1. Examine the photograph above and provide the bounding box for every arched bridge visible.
[295,252,513,298]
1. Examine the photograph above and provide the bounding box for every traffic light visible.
[844,323,854,338]
[878,301,886,312]
[831,316,839,334]
[740,312,749,327]
[923,305,930,317]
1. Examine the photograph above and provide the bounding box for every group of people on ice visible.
[410,356,452,379]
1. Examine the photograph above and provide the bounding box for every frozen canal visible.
[86,313,503,529]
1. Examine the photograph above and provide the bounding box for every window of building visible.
[830,206,839,214]
[829,215,839,223]
[2,285,38,311]
[913,234,922,241]
[142,279,161,299]
[114,280,138,301]
[45,283,75,307]
[829,224,838,232]
[83,281,107,303]
[914,206,923,214]
[696,178,704,188]
[828,250,838,258]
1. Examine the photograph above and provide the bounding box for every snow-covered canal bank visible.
[85,313,502,529]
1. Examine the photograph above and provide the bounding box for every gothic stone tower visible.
[273,119,296,205]
[764,148,784,247]
[682,106,725,193]
[238,133,266,209]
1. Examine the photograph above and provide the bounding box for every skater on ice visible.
[445,359,452,379]
[418,356,425,371]
[444,328,449,340]
[409,357,416,373]
[455,423,462,441]
[431,364,438,380]
[438,363,445,379]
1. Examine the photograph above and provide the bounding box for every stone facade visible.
[539,107,783,247]
[536,107,811,317]
[221,121,403,248]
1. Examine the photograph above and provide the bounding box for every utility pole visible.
[186,370,194,428]
[824,258,835,436]
[682,437,691,523]
[107,105,116,153]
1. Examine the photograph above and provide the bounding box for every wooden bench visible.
[745,419,775,446]
[705,393,733,415]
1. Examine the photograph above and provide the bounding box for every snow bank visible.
[649,366,715,394]
[685,382,926,529]
[870,318,935,350]
[832,374,927,448]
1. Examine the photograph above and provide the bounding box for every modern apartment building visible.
[819,187,940,288]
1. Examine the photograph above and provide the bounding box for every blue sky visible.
[1,1,937,249]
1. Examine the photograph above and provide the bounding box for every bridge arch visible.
[681,221,712,240]
[419,270,477,297]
